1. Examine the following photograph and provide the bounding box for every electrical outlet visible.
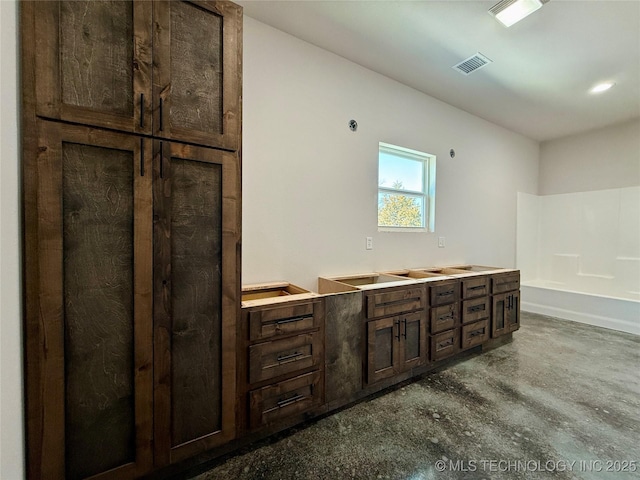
[366,237,373,250]
[438,237,446,248]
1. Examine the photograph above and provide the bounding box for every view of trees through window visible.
[378,143,434,230]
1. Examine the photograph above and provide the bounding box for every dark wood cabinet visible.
[31,0,241,151]
[491,272,520,338]
[22,2,242,479]
[365,287,428,385]
[427,279,461,361]
[24,121,154,480]
[152,141,239,466]
[492,291,521,337]
[239,296,325,433]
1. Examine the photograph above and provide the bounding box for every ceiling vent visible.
[452,53,493,76]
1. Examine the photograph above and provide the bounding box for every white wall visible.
[539,118,640,195]
[0,1,25,479]
[242,17,540,291]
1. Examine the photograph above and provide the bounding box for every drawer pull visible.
[276,351,304,363]
[469,328,485,338]
[437,291,453,297]
[468,305,485,313]
[276,393,305,409]
[437,338,454,349]
[275,315,310,325]
[438,313,454,322]
[467,285,485,291]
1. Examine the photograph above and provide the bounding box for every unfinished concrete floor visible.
[191,312,640,480]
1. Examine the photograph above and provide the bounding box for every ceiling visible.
[237,0,640,142]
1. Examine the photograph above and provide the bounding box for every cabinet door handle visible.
[159,141,164,179]
[140,93,144,128]
[140,138,144,176]
[395,320,401,341]
[276,351,303,363]
[159,97,164,131]
[402,318,407,338]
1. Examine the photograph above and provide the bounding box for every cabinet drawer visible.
[461,276,489,299]
[249,370,322,430]
[461,296,490,324]
[429,280,460,306]
[492,272,520,294]
[431,329,460,362]
[430,303,459,334]
[249,333,322,384]
[366,286,426,319]
[461,320,489,350]
[248,301,321,342]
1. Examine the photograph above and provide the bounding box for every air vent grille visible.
[452,53,493,76]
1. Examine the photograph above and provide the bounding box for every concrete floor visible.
[191,312,640,480]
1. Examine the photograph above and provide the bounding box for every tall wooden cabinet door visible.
[398,312,428,371]
[25,121,153,480]
[153,1,242,150]
[153,141,240,465]
[366,317,400,384]
[32,1,153,134]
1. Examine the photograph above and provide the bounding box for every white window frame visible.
[378,142,436,233]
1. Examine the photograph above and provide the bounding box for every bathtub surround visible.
[517,187,640,335]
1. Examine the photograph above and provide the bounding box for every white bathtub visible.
[521,280,640,336]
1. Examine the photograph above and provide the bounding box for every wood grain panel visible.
[60,1,134,116]
[153,1,242,150]
[400,312,427,370]
[170,1,222,135]
[367,317,397,384]
[170,157,223,447]
[324,292,363,407]
[154,142,238,465]
[63,142,135,479]
[33,1,152,134]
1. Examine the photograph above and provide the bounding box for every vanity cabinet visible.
[239,288,325,433]
[31,0,241,151]
[460,276,491,350]
[428,279,461,361]
[364,286,428,384]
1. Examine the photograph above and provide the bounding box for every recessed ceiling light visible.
[489,0,544,28]
[590,82,615,94]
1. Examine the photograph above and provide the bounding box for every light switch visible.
[438,237,446,248]
[366,237,373,250]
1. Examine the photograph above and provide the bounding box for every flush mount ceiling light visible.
[590,82,615,94]
[489,0,545,27]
